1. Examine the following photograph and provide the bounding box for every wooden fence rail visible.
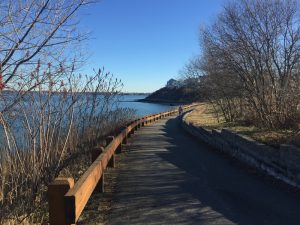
[48,104,196,224]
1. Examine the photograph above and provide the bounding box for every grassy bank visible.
[186,103,297,148]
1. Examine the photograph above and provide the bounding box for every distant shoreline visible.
[137,98,187,105]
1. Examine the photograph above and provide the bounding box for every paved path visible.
[107,116,300,225]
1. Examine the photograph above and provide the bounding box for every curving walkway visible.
[107,116,300,225]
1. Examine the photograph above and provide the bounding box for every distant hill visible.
[142,86,202,103]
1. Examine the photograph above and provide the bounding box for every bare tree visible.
[0,0,93,111]
[179,56,203,79]
[200,0,300,128]
[0,0,136,223]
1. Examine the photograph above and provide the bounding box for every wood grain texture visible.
[65,155,104,223]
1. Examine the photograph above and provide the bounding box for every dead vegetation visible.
[182,0,300,130]
[187,103,297,148]
[0,0,137,223]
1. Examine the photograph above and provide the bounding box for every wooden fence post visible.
[48,177,74,225]
[106,136,115,168]
[128,128,134,137]
[92,146,105,192]
[117,143,122,154]
[92,146,103,162]
[122,135,127,145]
[106,136,114,146]
[141,118,145,126]
[108,154,115,168]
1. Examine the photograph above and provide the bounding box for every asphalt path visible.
[107,116,300,225]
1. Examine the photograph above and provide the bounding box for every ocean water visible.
[118,94,177,116]
[0,93,179,149]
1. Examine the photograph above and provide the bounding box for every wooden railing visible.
[47,104,196,225]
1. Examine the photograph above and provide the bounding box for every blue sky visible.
[79,0,224,92]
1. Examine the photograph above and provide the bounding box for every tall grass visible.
[0,67,135,224]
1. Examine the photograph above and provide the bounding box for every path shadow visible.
[153,117,300,225]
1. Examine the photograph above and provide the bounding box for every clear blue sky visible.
[79,0,224,93]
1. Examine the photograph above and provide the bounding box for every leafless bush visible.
[0,66,135,223]
[0,1,136,223]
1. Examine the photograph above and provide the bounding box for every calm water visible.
[118,94,178,117]
[0,93,178,149]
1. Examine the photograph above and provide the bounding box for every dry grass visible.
[0,105,135,224]
[186,103,226,129]
[187,103,297,147]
